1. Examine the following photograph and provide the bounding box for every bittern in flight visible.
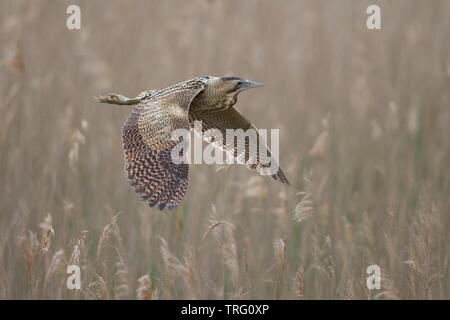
[95,76,289,210]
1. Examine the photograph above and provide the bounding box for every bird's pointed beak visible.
[235,80,264,91]
[242,80,264,89]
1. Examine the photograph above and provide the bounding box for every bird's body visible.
[96,76,289,210]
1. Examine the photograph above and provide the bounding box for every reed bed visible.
[0,0,449,299]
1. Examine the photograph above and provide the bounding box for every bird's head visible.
[200,76,264,96]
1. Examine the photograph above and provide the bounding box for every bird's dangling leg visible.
[94,90,154,105]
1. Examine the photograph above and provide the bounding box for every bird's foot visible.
[94,93,141,105]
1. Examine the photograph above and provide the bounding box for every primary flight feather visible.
[96,76,289,210]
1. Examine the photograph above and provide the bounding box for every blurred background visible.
[0,0,449,299]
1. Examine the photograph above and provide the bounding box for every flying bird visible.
[95,76,289,210]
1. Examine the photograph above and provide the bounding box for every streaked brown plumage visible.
[96,76,289,210]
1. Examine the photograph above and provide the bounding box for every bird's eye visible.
[237,80,242,85]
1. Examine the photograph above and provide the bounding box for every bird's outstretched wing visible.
[122,85,204,210]
[189,106,290,185]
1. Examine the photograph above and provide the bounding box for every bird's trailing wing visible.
[122,86,204,210]
[189,107,290,185]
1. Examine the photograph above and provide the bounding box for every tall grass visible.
[0,0,449,299]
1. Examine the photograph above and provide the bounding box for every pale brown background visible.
[0,0,449,299]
